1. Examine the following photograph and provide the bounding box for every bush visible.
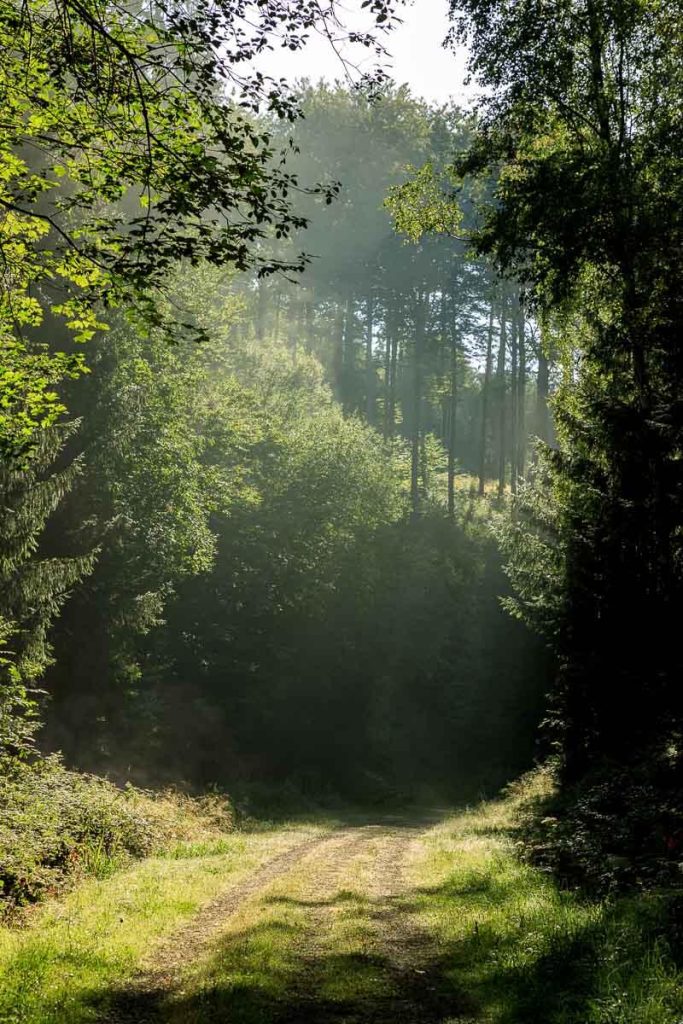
[0,756,235,914]
[516,760,683,895]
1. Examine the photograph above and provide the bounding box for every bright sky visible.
[253,0,475,107]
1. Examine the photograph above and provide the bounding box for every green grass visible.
[156,790,683,1024]
[403,793,683,1024]
[0,756,241,913]
[0,783,680,1024]
[160,828,403,1024]
[0,822,328,1024]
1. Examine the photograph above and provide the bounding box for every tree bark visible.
[510,300,519,495]
[496,292,508,498]
[304,294,313,355]
[365,292,374,423]
[517,299,527,480]
[537,319,551,445]
[411,291,425,518]
[383,297,393,439]
[389,300,400,439]
[442,289,458,517]
[333,302,344,403]
[448,331,458,516]
[342,294,354,413]
[273,288,281,342]
[478,294,496,496]
[256,278,266,341]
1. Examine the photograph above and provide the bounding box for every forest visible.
[0,2,681,1023]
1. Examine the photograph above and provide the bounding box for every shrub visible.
[516,760,683,895]
[0,756,235,914]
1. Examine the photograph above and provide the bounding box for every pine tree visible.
[0,425,95,764]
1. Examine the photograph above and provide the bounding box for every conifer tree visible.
[0,426,94,763]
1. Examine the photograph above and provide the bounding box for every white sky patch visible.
[251,0,476,107]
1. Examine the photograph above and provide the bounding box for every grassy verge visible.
[0,816,330,1024]
[0,756,240,913]
[404,783,683,1024]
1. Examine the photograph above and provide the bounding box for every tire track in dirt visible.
[102,814,466,1024]
[265,817,463,1023]
[101,827,347,1023]
[364,820,476,1023]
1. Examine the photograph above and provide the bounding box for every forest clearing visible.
[3,778,681,1024]
[1,0,682,1020]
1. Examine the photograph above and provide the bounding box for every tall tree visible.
[454,0,683,777]
[0,426,94,761]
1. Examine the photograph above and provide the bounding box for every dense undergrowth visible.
[516,762,683,896]
[0,756,235,916]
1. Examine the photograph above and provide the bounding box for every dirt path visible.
[268,817,467,1023]
[103,813,464,1024]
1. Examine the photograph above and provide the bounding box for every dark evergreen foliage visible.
[0,426,94,764]
[452,0,683,871]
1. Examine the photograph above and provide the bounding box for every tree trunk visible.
[333,302,344,403]
[342,295,354,413]
[304,295,313,355]
[289,292,299,363]
[388,300,400,439]
[411,292,425,518]
[537,319,551,445]
[443,289,458,516]
[496,292,508,497]
[273,288,281,342]
[383,299,393,439]
[256,278,266,341]
[478,295,496,496]
[448,332,458,517]
[517,300,527,480]
[365,292,374,423]
[510,299,519,495]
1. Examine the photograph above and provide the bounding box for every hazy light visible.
[251,0,475,107]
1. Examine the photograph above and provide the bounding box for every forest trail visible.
[102,812,460,1024]
[3,794,674,1024]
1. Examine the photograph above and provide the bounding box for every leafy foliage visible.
[520,759,683,895]
[0,754,235,914]
[0,0,403,451]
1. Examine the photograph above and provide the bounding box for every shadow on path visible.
[101,931,475,1024]
[97,812,477,1024]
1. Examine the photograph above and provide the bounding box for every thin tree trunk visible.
[443,289,457,517]
[496,292,508,498]
[510,301,519,495]
[273,288,281,342]
[411,292,425,518]
[448,332,458,517]
[365,292,374,423]
[389,303,400,438]
[537,319,551,445]
[517,300,527,480]
[438,292,448,442]
[304,295,313,355]
[478,295,496,496]
[289,293,299,363]
[333,302,344,403]
[342,294,354,413]
[383,298,392,439]
[256,278,266,341]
